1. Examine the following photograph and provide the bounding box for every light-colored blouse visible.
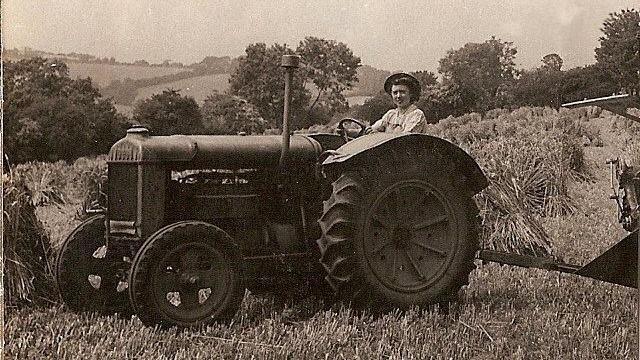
[370,104,426,133]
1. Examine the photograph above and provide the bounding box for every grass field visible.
[133,73,231,105]
[67,63,188,88]
[132,75,374,107]
[4,117,638,359]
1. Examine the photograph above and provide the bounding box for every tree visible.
[559,64,618,103]
[438,37,518,112]
[229,38,361,129]
[228,43,310,129]
[417,80,469,121]
[296,37,361,122]
[512,67,564,108]
[542,53,563,71]
[132,89,202,135]
[4,57,127,163]
[200,93,267,135]
[595,9,640,93]
[410,70,438,89]
[351,92,394,124]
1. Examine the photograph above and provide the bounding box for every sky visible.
[3,0,637,72]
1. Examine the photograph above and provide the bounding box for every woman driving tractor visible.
[368,72,426,134]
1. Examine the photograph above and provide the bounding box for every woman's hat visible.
[383,73,422,99]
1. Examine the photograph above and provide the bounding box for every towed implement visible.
[55,56,637,327]
[478,94,639,288]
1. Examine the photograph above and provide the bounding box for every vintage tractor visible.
[56,54,638,327]
[55,56,488,327]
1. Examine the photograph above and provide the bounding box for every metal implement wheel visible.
[318,150,479,308]
[56,215,131,314]
[128,221,244,327]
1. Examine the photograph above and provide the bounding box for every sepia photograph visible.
[2,1,638,358]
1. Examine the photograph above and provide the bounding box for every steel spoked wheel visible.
[129,221,244,327]
[364,180,458,293]
[56,215,131,314]
[318,164,479,308]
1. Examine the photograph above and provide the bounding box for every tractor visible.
[55,55,488,327]
[56,55,638,328]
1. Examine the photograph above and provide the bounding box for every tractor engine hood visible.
[108,127,323,168]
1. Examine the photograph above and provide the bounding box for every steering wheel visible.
[337,118,368,141]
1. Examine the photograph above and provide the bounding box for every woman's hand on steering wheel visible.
[337,118,369,141]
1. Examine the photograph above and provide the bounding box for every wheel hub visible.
[391,226,412,249]
[179,273,200,286]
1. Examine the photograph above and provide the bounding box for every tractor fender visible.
[321,132,488,195]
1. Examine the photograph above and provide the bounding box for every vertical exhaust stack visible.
[279,54,300,168]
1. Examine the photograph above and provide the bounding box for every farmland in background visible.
[6,49,387,114]
[4,109,637,359]
[133,73,230,104]
[67,62,189,88]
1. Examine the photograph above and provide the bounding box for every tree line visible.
[4,9,638,164]
[355,9,638,123]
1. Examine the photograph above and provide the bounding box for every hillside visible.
[127,65,384,108]
[4,48,390,111]
[67,62,189,88]
[4,48,188,87]
[133,73,230,104]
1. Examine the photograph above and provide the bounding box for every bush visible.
[4,58,127,164]
[132,89,202,135]
[201,93,268,135]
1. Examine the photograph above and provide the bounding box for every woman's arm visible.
[370,110,393,132]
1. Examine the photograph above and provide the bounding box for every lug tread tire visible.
[317,148,479,308]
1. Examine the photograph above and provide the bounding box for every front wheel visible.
[128,221,244,327]
[56,215,131,314]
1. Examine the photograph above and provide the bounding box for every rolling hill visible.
[5,48,389,113]
[67,63,189,88]
[133,73,230,104]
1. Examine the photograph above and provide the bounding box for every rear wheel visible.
[128,221,244,327]
[318,151,479,308]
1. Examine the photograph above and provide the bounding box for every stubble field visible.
[3,115,638,359]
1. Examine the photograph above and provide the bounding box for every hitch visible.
[478,230,638,288]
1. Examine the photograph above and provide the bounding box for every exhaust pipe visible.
[279,54,300,168]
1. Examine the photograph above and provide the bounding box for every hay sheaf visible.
[4,156,108,307]
[14,156,108,208]
[425,107,589,257]
[3,172,57,307]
